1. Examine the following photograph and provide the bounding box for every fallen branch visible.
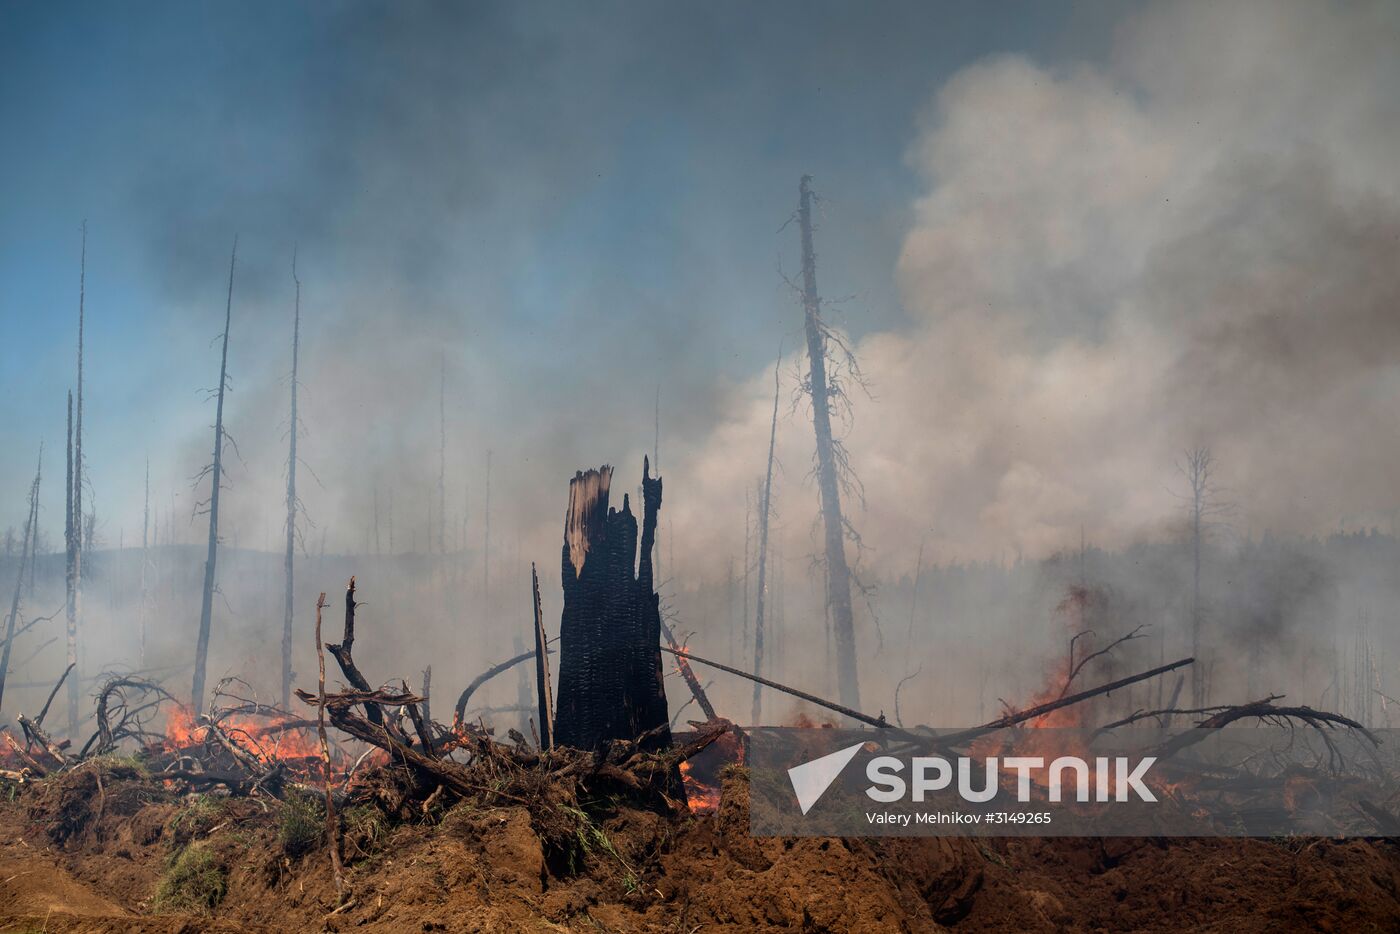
[660,644,885,729]
[1152,697,1379,763]
[659,619,717,723]
[1058,625,1145,700]
[1356,798,1400,836]
[325,577,381,728]
[92,677,176,754]
[935,657,1196,748]
[453,645,555,726]
[3,729,47,776]
[36,662,76,727]
[17,714,67,769]
[297,687,425,711]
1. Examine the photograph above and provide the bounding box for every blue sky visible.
[0,1,1130,550]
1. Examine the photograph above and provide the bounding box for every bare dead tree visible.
[903,537,926,661]
[742,488,751,657]
[0,445,42,716]
[438,354,447,555]
[279,250,305,708]
[653,385,661,579]
[751,345,782,725]
[532,563,554,750]
[1176,447,1231,709]
[483,449,492,600]
[74,222,86,702]
[795,175,861,711]
[64,391,76,732]
[725,554,736,665]
[372,484,381,556]
[61,223,89,735]
[192,236,238,714]
[140,457,149,665]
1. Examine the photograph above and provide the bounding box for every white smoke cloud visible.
[672,0,1400,582]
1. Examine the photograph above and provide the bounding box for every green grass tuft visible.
[277,792,325,858]
[154,842,228,912]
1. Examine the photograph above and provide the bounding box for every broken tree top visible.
[553,458,672,755]
[565,465,613,579]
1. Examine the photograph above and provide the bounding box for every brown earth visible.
[2,764,1398,933]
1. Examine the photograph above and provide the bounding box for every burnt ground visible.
[2,761,1399,933]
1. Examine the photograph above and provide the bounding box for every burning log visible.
[552,461,672,754]
[4,726,51,776]
[18,714,69,769]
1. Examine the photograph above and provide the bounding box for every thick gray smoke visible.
[680,0,1400,577]
[4,0,1398,729]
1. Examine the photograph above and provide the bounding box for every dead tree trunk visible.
[742,489,750,658]
[66,222,88,735]
[282,250,302,709]
[751,347,781,725]
[483,450,492,600]
[140,458,149,666]
[797,175,860,711]
[193,237,237,714]
[552,460,672,753]
[64,391,77,733]
[0,446,42,716]
[1178,447,1227,709]
[437,355,446,555]
[532,563,554,750]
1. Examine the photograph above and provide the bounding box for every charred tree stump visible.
[552,460,672,754]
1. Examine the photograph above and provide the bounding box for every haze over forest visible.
[2,0,1398,730]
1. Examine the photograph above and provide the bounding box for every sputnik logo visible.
[787,742,866,814]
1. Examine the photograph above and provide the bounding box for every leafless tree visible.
[793,175,862,711]
[751,345,782,725]
[64,390,77,731]
[483,449,492,599]
[0,445,42,716]
[282,249,305,708]
[437,354,447,556]
[741,488,751,657]
[140,457,149,665]
[63,221,88,734]
[192,237,238,714]
[1175,446,1232,708]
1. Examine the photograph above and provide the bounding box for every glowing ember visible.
[160,705,343,781]
[680,759,721,814]
[680,729,744,814]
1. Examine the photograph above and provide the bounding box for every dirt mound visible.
[2,768,1399,932]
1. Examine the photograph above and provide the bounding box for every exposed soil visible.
[2,764,1399,933]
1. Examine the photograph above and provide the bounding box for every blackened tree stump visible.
[552,459,672,753]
